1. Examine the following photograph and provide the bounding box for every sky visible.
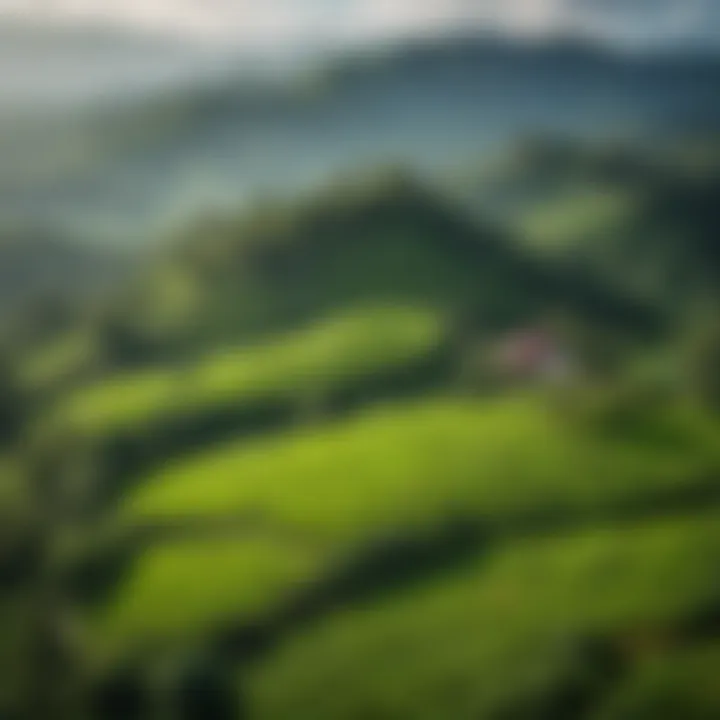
[0,0,717,49]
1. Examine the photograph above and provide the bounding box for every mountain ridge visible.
[2,34,719,245]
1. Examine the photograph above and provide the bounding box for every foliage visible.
[594,644,720,720]
[52,305,444,443]
[3,135,720,718]
[0,355,25,448]
[249,511,720,720]
[125,396,720,542]
[94,537,322,659]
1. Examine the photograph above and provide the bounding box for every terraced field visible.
[595,643,720,719]
[83,395,720,669]
[124,397,720,540]
[248,511,720,720]
[94,537,324,658]
[49,305,446,445]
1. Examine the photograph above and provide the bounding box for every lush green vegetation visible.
[1,133,720,719]
[95,537,323,659]
[48,305,445,445]
[518,187,640,253]
[249,511,720,720]
[595,643,720,720]
[124,396,720,541]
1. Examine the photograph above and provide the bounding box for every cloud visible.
[0,0,717,46]
[0,0,575,40]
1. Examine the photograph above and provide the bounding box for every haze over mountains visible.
[2,0,718,116]
[0,0,719,310]
[1,19,719,245]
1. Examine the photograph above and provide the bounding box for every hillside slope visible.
[3,140,720,719]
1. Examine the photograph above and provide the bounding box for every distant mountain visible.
[454,135,720,317]
[1,34,719,244]
[567,0,720,51]
[93,169,655,374]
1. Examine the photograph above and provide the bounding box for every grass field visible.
[45,304,445,445]
[518,187,639,253]
[248,511,720,720]
[123,396,720,544]
[94,536,324,659]
[82,394,720,663]
[594,642,720,719]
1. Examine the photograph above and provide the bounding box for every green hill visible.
[458,138,720,317]
[124,397,720,541]
[595,643,720,720]
[77,396,720,663]
[2,141,720,719]
[51,305,445,445]
[249,510,720,720]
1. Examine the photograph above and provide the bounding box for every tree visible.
[170,655,243,720]
[686,317,720,412]
[0,353,24,448]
